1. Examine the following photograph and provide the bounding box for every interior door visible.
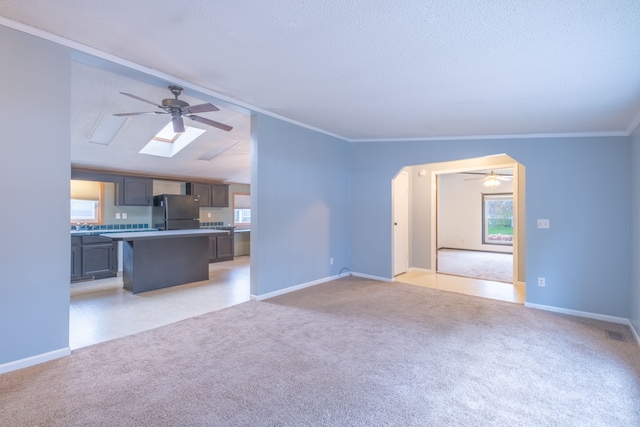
[393,170,409,275]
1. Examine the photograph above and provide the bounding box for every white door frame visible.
[392,170,409,276]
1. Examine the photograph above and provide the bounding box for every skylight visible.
[139,122,205,158]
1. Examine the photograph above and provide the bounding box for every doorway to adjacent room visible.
[391,154,526,304]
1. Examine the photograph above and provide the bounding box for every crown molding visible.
[1,17,636,145]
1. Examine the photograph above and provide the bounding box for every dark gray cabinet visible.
[216,233,234,260]
[187,182,212,207]
[208,236,217,261]
[71,236,81,279]
[72,169,152,206]
[71,235,118,281]
[211,184,229,207]
[187,182,229,207]
[209,231,234,263]
[116,177,153,206]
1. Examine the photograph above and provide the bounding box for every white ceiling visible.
[70,61,251,183]
[2,1,640,183]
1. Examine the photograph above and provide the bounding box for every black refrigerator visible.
[152,194,200,230]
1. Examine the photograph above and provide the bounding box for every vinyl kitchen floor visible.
[69,256,250,350]
[394,269,525,304]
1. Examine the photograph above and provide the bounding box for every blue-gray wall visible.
[350,137,631,318]
[631,129,640,333]
[0,26,71,365]
[251,114,350,296]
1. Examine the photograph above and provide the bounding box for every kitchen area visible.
[69,169,251,349]
[61,61,254,349]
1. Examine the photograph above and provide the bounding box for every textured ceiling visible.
[70,61,251,183]
[2,1,640,182]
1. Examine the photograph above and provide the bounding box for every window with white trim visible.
[482,193,513,245]
[233,193,251,226]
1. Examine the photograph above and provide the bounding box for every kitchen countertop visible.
[104,229,229,241]
[71,227,240,236]
[71,228,157,236]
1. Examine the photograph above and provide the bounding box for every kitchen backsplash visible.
[72,223,150,231]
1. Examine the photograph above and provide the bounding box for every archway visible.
[392,154,526,303]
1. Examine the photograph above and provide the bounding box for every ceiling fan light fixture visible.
[484,177,500,188]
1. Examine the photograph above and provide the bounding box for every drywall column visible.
[250,113,350,297]
[630,129,640,335]
[0,25,71,371]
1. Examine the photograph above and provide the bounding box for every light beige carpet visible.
[1,277,639,426]
[438,248,513,283]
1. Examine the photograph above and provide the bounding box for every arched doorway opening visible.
[392,154,526,303]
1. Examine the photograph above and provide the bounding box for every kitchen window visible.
[234,209,251,224]
[70,180,104,225]
[71,199,99,221]
[233,193,251,226]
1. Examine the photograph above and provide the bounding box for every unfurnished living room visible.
[2,2,640,426]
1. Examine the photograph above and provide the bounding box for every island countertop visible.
[103,229,229,241]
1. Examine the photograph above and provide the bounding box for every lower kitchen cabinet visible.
[71,235,118,281]
[71,237,82,279]
[209,231,234,263]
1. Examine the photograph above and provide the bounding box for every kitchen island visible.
[104,229,229,294]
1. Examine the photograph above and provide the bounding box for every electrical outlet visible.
[538,277,546,287]
[537,219,550,229]
[330,258,334,265]
[115,213,121,219]
[122,213,127,219]
[207,212,212,218]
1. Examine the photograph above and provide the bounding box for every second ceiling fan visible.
[113,85,233,133]
[463,170,513,187]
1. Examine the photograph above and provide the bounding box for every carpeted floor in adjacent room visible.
[1,276,639,426]
[438,248,513,283]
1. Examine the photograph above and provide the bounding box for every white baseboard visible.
[628,321,640,346]
[352,272,393,282]
[525,302,628,324]
[251,274,340,301]
[407,267,433,273]
[525,302,639,346]
[0,347,71,375]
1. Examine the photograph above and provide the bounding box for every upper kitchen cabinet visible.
[116,177,153,206]
[211,184,229,207]
[186,182,211,207]
[186,182,229,207]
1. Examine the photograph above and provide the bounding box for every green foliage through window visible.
[483,193,513,245]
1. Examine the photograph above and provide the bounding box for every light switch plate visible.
[537,219,550,229]
[115,213,121,219]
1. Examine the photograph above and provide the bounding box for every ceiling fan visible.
[463,170,513,187]
[113,85,233,133]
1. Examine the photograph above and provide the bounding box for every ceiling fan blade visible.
[113,111,165,116]
[172,117,185,133]
[120,92,162,108]
[463,177,484,181]
[184,103,219,114]
[187,115,233,132]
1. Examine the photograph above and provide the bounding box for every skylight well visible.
[139,122,205,158]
